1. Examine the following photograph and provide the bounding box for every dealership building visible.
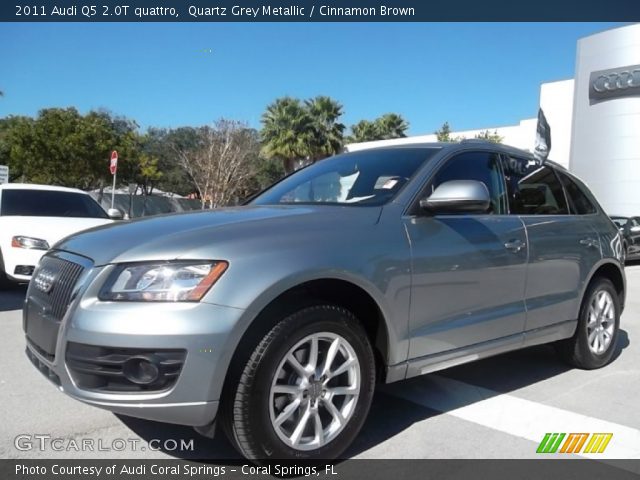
[347,23,640,217]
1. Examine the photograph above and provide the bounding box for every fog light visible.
[123,356,161,385]
[14,265,35,276]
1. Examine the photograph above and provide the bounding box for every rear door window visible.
[0,189,108,218]
[501,157,568,215]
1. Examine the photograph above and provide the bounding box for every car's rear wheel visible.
[224,304,375,460]
[556,277,620,369]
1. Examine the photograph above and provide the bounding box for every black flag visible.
[534,108,551,164]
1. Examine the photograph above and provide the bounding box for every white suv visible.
[0,184,114,287]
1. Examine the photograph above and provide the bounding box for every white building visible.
[346,23,640,216]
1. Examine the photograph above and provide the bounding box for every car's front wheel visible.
[225,304,376,460]
[556,277,620,369]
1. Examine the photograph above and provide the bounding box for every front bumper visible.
[24,252,246,427]
[4,246,45,282]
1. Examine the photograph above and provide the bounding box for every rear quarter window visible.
[557,172,597,215]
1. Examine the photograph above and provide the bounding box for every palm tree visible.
[304,96,345,161]
[348,113,409,144]
[349,120,380,143]
[260,97,311,174]
[376,113,409,139]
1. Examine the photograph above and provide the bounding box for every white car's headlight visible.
[11,236,50,250]
[99,261,228,302]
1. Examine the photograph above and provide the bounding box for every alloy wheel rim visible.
[269,332,361,451]
[586,290,616,355]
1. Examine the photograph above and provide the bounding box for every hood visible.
[54,205,382,266]
[0,216,113,246]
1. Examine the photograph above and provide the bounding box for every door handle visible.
[580,238,600,249]
[504,239,526,253]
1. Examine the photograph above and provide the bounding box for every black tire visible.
[223,304,376,460]
[556,277,620,369]
[0,249,13,290]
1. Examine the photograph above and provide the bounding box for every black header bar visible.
[2,0,640,22]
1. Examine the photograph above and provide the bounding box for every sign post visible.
[0,165,8,184]
[109,151,118,209]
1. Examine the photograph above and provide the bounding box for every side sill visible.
[384,320,577,384]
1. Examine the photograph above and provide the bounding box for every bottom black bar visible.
[3,459,640,480]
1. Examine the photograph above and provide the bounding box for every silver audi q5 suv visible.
[24,142,625,460]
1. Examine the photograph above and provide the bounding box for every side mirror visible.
[107,208,124,220]
[420,180,490,214]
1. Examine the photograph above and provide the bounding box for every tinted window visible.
[252,148,439,207]
[557,172,597,215]
[502,157,568,215]
[1,189,108,218]
[431,151,506,214]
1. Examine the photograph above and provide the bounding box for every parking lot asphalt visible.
[1,265,638,461]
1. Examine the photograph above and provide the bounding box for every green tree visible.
[135,152,163,195]
[260,97,311,174]
[81,110,140,190]
[474,129,503,143]
[253,157,285,190]
[348,113,409,143]
[375,113,409,140]
[304,96,345,161]
[141,128,196,196]
[435,121,456,142]
[0,115,34,182]
[0,108,140,189]
[349,120,379,143]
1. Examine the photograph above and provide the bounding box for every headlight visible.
[11,236,50,250]
[99,261,228,302]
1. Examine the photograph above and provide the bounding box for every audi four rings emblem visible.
[34,268,56,294]
[589,64,640,102]
[593,70,640,92]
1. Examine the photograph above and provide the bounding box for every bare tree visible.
[172,119,260,208]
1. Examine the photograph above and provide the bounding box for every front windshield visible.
[252,147,439,207]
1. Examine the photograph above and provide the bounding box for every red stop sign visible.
[110,151,118,175]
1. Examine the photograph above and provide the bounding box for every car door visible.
[404,150,528,359]
[505,158,602,332]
